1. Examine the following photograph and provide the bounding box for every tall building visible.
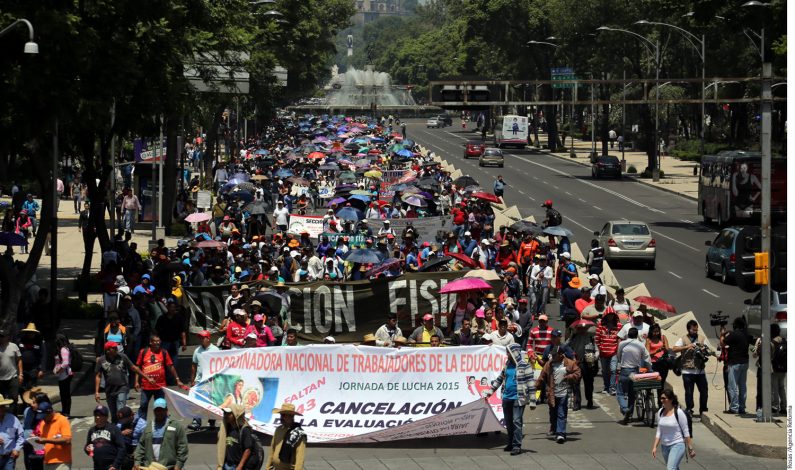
[353,0,405,25]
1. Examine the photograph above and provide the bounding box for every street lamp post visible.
[743,0,773,424]
[527,40,576,158]
[0,19,39,54]
[636,20,705,158]
[597,26,661,181]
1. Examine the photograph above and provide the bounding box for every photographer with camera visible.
[720,317,751,415]
[672,320,709,417]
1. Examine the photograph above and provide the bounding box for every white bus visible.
[493,114,528,149]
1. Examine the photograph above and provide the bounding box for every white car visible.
[426,117,442,128]
[744,290,787,339]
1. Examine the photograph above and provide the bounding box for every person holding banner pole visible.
[484,343,536,456]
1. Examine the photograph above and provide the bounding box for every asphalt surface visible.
[407,120,748,338]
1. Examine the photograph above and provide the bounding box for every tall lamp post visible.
[636,20,705,157]
[527,40,576,158]
[597,26,661,181]
[743,0,773,423]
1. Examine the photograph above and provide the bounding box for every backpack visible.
[68,344,84,372]
[772,339,787,373]
[547,209,562,227]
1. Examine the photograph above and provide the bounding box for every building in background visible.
[353,0,406,25]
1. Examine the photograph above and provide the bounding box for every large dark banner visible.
[184,272,502,342]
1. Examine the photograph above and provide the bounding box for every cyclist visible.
[616,327,652,425]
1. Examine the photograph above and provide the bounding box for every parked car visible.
[592,155,622,179]
[464,141,485,159]
[704,226,742,284]
[479,148,504,167]
[594,220,656,268]
[744,290,787,339]
[426,117,442,128]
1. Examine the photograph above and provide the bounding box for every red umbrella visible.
[633,296,677,314]
[448,252,478,268]
[570,319,595,328]
[471,192,501,203]
[307,151,326,159]
[197,240,226,249]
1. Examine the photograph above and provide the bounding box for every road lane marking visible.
[552,185,559,189]
[505,152,667,214]
[702,289,719,298]
[592,205,603,211]
[578,198,586,202]
[668,271,683,279]
[681,219,694,224]
[651,230,700,252]
[566,191,572,195]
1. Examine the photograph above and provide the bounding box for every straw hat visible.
[0,394,13,407]
[393,336,407,344]
[20,323,39,334]
[22,387,43,405]
[272,403,303,416]
[362,333,377,343]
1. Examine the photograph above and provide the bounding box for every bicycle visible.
[633,379,662,427]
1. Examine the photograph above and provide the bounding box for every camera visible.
[709,310,729,327]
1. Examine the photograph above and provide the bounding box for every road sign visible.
[551,67,576,89]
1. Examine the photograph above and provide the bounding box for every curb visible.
[700,412,787,459]
[538,149,699,201]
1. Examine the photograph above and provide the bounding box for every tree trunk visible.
[161,116,180,230]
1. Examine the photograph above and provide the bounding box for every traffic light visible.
[770,223,787,292]
[735,226,761,293]
[754,252,769,285]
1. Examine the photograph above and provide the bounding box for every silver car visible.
[479,148,504,167]
[744,290,787,339]
[594,220,657,269]
[426,117,442,128]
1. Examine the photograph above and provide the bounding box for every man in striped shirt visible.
[528,315,553,360]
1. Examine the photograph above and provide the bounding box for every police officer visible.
[586,239,605,276]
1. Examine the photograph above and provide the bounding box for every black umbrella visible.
[454,175,479,188]
[0,232,27,247]
[419,256,452,272]
[345,249,385,264]
[510,220,542,235]
[416,177,440,191]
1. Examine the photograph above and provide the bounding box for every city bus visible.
[493,114,528,149]
[698,150,787,226]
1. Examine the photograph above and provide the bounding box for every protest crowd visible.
[0,113,781,470]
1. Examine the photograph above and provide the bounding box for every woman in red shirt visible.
[226,309,249,349]
[594,310,622,395]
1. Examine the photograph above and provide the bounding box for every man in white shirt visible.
[529,257,554,314]
[490,319,516,347]
[617,311,650,342]
[616,327,652,424]
[307,251,324,281]
[588,274,607,299]
[322,209,338,233]
[272,201,290,232]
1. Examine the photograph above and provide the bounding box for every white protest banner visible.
[196,191,212,209]
[368,216,452,243]
[164,345,509,443]
[287,214,325,238]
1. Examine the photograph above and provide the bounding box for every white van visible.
[493,115,528,149]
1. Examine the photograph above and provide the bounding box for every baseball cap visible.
[153,398,168,409]
[104,341,119,350]
[518,298,528,304]
[633,311,644,317]
[538,314,549,321]
[94,405,110,416]
[36,402,53,415]
[561,252,571,259]
[196,330,211,338]
[422,313,433,321]
[475,308,485,318]
[481,333,493,342]
[251,300,262,307]
[464,231,471,236]
[323,336,336,343]
[588,274,600,281]
[246,332,257,339]
[551,329,563,337]
[254,314,264,322]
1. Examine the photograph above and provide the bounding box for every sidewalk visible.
[534,135,700,200]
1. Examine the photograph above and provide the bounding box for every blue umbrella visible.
[389,183,412,192]
[402,139,415,147]
[542,226,574,237]
[396,149,413,158]
[345,249,385,264]
[0,232,28,247]
[254,149,269,155]
[274,168,294,178]
[230,190,254,203]
[336,206,363,222]
[348,194,371,203]
[220,181,237,193]
[230,173,250,182]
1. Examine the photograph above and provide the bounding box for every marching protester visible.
[483,344,536,455]
[95,341,150,424]
[536,345,580,443]
[84,405,125,470]
[217,404,261,470]
[266,403,306,470]
[133,399,188,470]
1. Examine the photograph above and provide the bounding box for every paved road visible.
[407,120,748,337]
[62,374,783,469]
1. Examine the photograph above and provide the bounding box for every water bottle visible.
[756,408,763,422]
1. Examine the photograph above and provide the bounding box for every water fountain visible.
[326,65,418,108]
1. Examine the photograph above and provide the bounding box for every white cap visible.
[481,333,493,342]
[246,332,257,339]
[464,231,471,236]
[269,266,279,272]
[633,311,644,317]
[482,239,491,246]
[588,274,600,281]
[561,252,571,259]
[323,336,336,343]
